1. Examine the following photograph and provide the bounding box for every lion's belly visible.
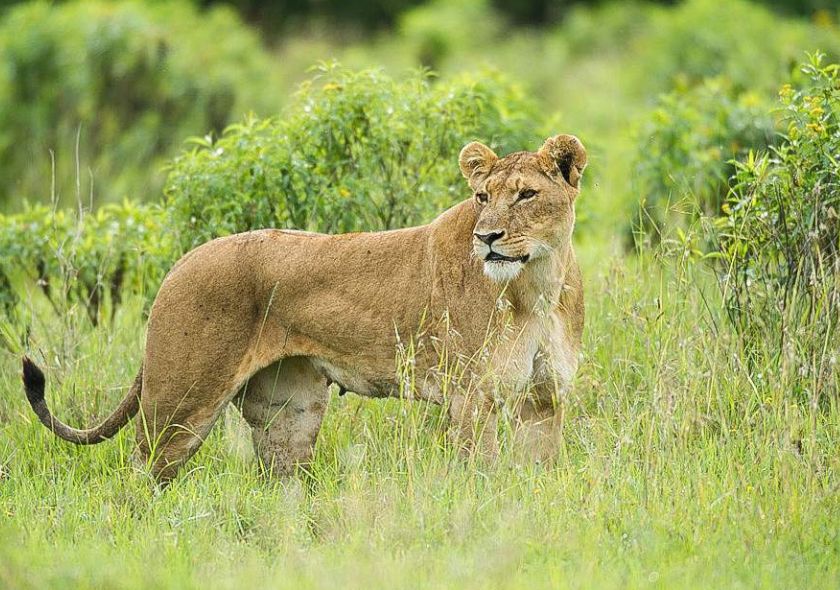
[310,358,398,399]
[309,356,450,402]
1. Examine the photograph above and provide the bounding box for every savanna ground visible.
[1,0,839,588]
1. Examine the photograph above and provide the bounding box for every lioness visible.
[22,134,587,483]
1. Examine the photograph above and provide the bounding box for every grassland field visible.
[1,0,840,588]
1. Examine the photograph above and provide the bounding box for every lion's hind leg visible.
[133,401,226,485]
[237,357,329,477]
[133,361,246,485]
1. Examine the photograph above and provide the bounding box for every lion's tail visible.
[22,356,142,445]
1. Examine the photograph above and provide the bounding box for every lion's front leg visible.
[511,324,577,464]
[447,389,499,459]
[511,396,563,464]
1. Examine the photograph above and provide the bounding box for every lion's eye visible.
[475,192,489,205]
[517,188,538,202]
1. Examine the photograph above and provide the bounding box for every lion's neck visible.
[509,242,573,314]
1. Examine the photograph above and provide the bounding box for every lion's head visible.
[458,134,587,282]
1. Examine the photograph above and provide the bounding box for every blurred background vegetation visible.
[0,0,839,357]
[0,0,836,215]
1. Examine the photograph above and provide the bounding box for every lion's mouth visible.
[485,251,530,264]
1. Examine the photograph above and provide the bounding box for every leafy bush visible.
[715,54,840,388]
[631,78,777,246]
[0,201,172,325]
[0,0,275,211]
[164,65,539,252]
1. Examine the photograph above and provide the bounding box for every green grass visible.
[1,251,838,589]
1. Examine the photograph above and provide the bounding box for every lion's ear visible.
[459,141,498,187]
[538,134,587,189]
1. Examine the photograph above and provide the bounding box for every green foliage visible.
[716,54,840,389]
[0,201,172,325]
[398,0,503,70]
[632,78,777,246]
[632,0,840,95]
[164,65,539,252]
[0,0,275,211]
[559,1,657,57]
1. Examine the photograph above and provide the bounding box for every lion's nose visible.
[473,230,505,245]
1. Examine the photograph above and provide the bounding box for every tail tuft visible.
[22,356,46,406]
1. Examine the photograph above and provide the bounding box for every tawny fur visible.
[22,134,587,483]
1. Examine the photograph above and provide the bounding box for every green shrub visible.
[0,201,173,325]
[0,0,275,212]
[164,65,539,252]
[631,78,778,246]
[715,54,840,389]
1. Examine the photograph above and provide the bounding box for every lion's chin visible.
[483,260,525,283]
